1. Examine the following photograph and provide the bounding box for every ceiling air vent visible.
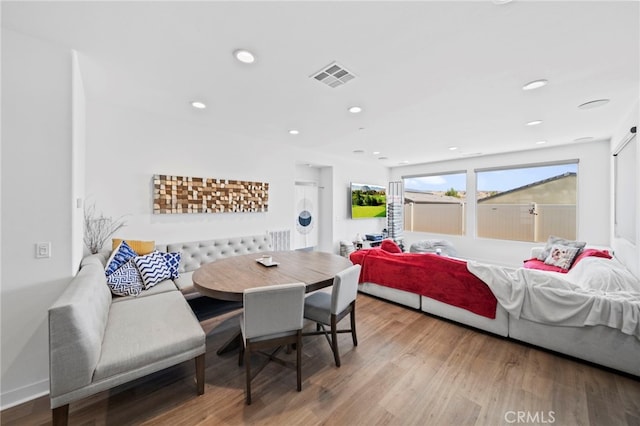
[311,61,356,88]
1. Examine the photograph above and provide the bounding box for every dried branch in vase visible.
[83,203,127,254]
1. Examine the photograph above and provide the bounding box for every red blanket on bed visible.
[350,249,497,319]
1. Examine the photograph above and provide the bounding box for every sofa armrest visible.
[49,264,112,399]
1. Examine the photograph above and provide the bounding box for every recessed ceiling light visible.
[399,160,410,165]
[233,49,255,64]
[535,140,547,145]
[578,99,610,109]
[372,151,380,155]
[353,149,365,154]
[348,106,363,114]
[526,120,543,126]
[288,129,299,135]
[522,79,548,91]
[378,156,389,160]
[493,0,514,4]
[191,101,206,109]
[448,146,458,151]
[574,136,595,143]
[461,152,483,156]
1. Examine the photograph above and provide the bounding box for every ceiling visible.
[3,1,638,167]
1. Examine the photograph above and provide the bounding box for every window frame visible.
[474,159,580,243]
[402,170,467,236]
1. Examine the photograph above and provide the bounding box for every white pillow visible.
[106,259,143,296]
[567,256,640,292]
[543,244,580,271]
[537,236,586,261]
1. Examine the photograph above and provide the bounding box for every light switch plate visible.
[36,242,51,258]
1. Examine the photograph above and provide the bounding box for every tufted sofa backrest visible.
[166,234,273,273]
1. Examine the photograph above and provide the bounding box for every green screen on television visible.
[350,183,387,218]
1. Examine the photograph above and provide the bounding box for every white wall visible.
[611,101,639,278]
[84,100,388,250]
[1,29,75,408]
[71,51,86,270]
[0,29,389,409]
[391,141,611,266]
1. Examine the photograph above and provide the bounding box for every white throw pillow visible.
[543,244,580,271]
[106,259,143,296]
[537,236,586,261]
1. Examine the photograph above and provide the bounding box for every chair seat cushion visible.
[93,291,204,381]
[303,292,332,325]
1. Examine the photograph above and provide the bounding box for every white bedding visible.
[466,257,640,338]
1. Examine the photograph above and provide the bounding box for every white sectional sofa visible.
[354,245,640,376]
[477,252,640,377]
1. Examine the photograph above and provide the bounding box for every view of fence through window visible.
[403,162,578,242]
[404,173,466,235]
[477,163,578,242]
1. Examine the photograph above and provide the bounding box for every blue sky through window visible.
[404,163,578,192]
[405,173,466,192]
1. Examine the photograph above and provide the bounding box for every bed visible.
[349,243,509,336]
[350,240,640,376]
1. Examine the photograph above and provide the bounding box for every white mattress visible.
[357,282,508,336]
[509,316,640,376]
[421,295,508,337]
[358,282,421,309]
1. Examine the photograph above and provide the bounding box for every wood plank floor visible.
[2,294,639,426]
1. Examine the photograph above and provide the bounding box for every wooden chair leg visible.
[52,404,69,426]
[351,303,358,347]
[296,331,302,391]
[245,343,252,405]
[331,315,341,367]
[195,354,205,395]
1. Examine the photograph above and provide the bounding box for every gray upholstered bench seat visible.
[93,291,205,381]
[49,256,206,426]
[49,233,274,425]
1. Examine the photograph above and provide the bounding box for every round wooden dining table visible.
[192,250,354,354]
[192,250,354,302]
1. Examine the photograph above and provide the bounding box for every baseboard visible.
[1,379,49,411]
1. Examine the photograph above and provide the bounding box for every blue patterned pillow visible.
[106,260,143,296]
[162,252,181,279]
[105,241,138,276]
[133,250,172,289]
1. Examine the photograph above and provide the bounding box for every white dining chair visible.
[303,264,361,367]
[239,282,306,405]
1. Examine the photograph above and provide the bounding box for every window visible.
[476,162,578,242]
[403,172,466,235]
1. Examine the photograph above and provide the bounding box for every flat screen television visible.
[350,183,387,219]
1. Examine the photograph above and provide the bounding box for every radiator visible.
[269,229,291,251]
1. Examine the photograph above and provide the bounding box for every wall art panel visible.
[153,174,269,214]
